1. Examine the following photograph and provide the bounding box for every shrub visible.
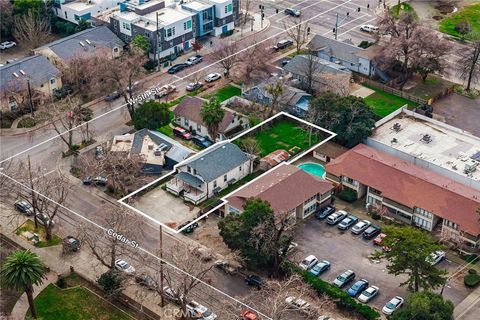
[98,271,123,297]
[468,269,478,275]
[133,101,170,130]
[337,188,357,203]
[464,273,480,288]
[371,212,381,220]
[56,277,67,288]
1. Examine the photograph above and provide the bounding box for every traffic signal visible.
[367,4,370,9]
[357,7,361,12]
[262,13,265,19]
[307,27,311,35]
[276,8,278,14]
[347,12,349,16]
[333,27,336,33]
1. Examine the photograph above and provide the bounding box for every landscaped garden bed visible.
[439,3,480,38]
[15,220,62,248]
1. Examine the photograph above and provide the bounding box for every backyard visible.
[362,85,416,117]
[203,84,241,102]
[439,3,480,37]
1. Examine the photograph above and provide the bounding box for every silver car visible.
[351,220,371,234]
[358,285,379,303]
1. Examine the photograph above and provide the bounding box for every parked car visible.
[373,233,387,245]
[245,274,263,288]
[155,84,176,98]
[163,286,184,302]
[214,260,238,274]
[299,255,318,270]
[95,146,104,160]
[347,279,369,297]
[63,236,80,252]
[186,82,203,92]
[204,73,221,83]
[0,41,16,50]
[326,210,347,225]
[351,219,371,234]
[360,25,379,33]
[278,241,298,256]
[35,212,54,227]
[285,296,310,310]
[82,176,92,185]
[337,215,359,230]
[94,176,108,186]
[318,316,335,320]
[14,200,34,215]
[192,135,213,149]
[186,300,217,320]
[363,225,381,240]
[185,54,203,66]
[126,81,139,93]
[332,269,355,288]
[168,63,187,74]
[173,127,192,140]
[274,39,293,51]
[426,250,446,265]
[315,205,335,219]
[178,220,198,234]
[105,91,121,102]
[284,8,301,17]
[115,259,135,274]
[382,296,404,315]
[281,58,291,66]
[135,273,156,290]
[358,285,379,303]
[309,260,330,276]
[241,310,257,320]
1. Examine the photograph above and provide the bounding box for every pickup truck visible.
[186,300,217,319]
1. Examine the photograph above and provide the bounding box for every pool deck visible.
[291,155,326,166]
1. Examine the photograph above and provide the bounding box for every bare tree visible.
[13,10,52,49]
[298,54,324,94]
[458,32,480,91]
[239,39,271,84]
[264,78,286,119]
[284,16,309,54]
[210,41,240,78]
[320,72,351,96]
[59,54,102,97]
[239,136,261,157]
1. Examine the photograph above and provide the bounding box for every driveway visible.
[433,93,480,137]
[293,215,469,310]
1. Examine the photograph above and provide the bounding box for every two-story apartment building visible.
[0,56,62,112]
[173,96,249,141]
[52,0,120,25]
[325,144,480,253]
[166,142,253,204]
[225,163,333,223]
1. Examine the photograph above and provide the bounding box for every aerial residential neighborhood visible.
[1,0,480,320]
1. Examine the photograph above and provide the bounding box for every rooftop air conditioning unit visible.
[393,123,401,132]
[464,159,478,174]
[422,134,432,143]
[148,142,154,150]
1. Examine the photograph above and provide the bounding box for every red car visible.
[173,127,192,140]
[373,233,387,246]
[241,310,257,320]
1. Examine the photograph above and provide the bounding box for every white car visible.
[278,241,298,255]
[382,296,404,315]
[351,219,371,234]
[318,317,335,320]
[299,255,318,270]
[115,259,135,274]
[186,300,217,319]
[426,250,446,265]
[204,73,221,83]
[360,25,379,33]
[285,296,310,310]
[185,54,203,65]
[358,285,379,303]
[156,84,176,98]
[0,41,16,50]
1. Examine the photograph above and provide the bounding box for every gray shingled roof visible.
[283,54,351,79]
[0,55,61,92]
[180,142,250,183]
[38,26,124,61]
[307,35,362,64]
[132,129,193,163]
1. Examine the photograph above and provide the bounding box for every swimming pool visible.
[298,162,326,179]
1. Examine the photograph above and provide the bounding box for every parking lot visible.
[293,209,471,310]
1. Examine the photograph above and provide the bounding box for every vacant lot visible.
[29,284,132,320]
[362,86,416,117]
[204,84,241,102]
[439,3,480,37]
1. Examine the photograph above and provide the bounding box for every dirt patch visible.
[435,3,455,15]
[191,215,232,257]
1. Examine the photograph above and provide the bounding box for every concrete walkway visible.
[454,285,480,320]
[10,271,57,320]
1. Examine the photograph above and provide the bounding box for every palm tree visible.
[200,98,225,142]
[1,250,47,319]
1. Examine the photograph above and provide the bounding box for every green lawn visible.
[391,2,418,19]
[203,84,241,102]
[15,220,62,248]
[28,284,132,320]
[363,86,416,117]
[439,3,480,37]
[252,120,319,157]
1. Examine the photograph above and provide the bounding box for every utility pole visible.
[159,224,164,307]
[26,79,35,118]
[155,12,160,71]
[334,12,339,40]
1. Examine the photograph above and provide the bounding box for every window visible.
[50,78,56,84]
[239,166,242,172]
[225,5,228,13]
[184,119,189,126]
[74,14,80,21]
[203,10,208,20]
[193,169,197,175]
[122,22,130,30]
[196,124,201,132]
[166,28,172,37]
[213,180,217,188]
[228,4,233,12]
[414,216,431,230]
[184,20,192,30]
[65,12,68,19]
[172,27,175,36]
[223,175,227,182]
[145,32,150,38]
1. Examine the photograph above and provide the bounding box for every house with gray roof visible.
[0,55,62,112]
[307,34,373,76]
[34,26,124,65]
[283,54,352,95]
[111,129,194,174]
[166,141,253,204]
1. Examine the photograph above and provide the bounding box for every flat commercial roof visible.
[182,1,211,11]
[145,7,193,26]
[370,113,480,183]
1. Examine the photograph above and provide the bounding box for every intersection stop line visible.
[0,0,368,317]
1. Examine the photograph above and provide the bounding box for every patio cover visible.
[176,172,203,188]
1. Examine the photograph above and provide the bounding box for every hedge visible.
[287,263,380,320]
[464,273,480,288]
[337,188,358,203]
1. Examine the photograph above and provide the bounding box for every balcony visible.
[184,190,207,205]
[166,179,184,195]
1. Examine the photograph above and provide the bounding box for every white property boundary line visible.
[118,112,336,234]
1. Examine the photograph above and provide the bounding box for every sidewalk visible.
[454,285,480,320]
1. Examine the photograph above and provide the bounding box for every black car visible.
[105,91,121,102]
[285,8,301,17]
[281,58,291,66]
[363,225,381,239]
[275,39,293,51]
[168,63,187,74]
[192,135,213,149]
[315,205,335,219]
[135,273,156,290]
[245,275,263,288]
[179,220,199,234]
[82,176,92,185]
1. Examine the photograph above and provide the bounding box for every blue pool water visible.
[298,162,326,179]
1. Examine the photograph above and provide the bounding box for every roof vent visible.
[19,69,26,75]
[393,123,401,132]
[13,72,19,78]
[421,134,432,144]
[391,138,398,144]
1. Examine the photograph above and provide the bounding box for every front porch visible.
[166,172,207,205]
